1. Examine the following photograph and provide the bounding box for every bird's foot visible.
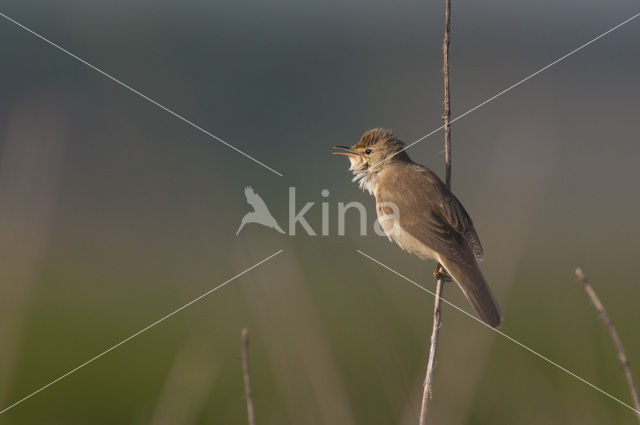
[433,264,452,282]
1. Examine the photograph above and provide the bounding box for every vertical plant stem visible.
[575,268,640,423]
[419,279,445,424]
[442,0,452,188]
[419,1,451,424]
[242,328,256,425]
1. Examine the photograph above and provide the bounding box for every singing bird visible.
[236,186,285,235]
[334,128,502,327]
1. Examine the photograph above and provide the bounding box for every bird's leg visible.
[433,263,451,282]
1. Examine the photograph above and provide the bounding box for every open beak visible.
[333,145,358,157]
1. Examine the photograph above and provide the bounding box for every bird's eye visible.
[365,149,372,155]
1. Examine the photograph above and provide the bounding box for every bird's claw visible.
[433,264,451,282]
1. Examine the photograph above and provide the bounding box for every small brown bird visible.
[334,128,502,327]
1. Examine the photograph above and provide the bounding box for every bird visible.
[333,128,502,327]
[236,186,285,235]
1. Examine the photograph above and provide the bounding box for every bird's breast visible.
[375,202,439,261]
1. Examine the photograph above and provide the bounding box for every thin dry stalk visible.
[575,268,640,423]
[442,0,452,188]
[419,280,445,424]
[242,328,256,425]
[419,1,452,423]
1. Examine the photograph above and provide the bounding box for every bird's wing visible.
[378,165,483,266]
[244,186,269,211]
[438,188,484,260]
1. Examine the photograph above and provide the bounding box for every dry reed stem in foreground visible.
[419,280,445,424]
[419,0,452,423]
[242,328,256,425]
[575,268,640,423]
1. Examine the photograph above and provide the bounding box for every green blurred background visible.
[1,0,639,424]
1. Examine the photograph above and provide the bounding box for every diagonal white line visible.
[371,11,640,170]
[356,249,640,417]
[0,11,283,177]
[0,249,283,415]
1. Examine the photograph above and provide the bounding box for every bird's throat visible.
[351,168,378,195]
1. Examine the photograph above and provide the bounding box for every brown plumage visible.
[334,128,502,327]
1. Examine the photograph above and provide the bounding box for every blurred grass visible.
[2,235,638,425]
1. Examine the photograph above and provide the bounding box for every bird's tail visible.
[440,258,503,328]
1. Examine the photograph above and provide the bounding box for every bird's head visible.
[333,128,410,193]
[333,128,409,172]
